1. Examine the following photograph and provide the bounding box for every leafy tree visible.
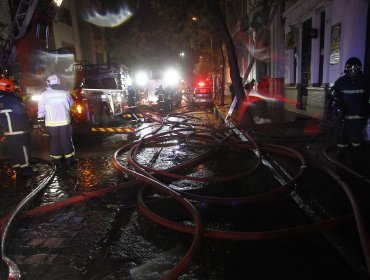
[107,0,246,107]
[150,0,246,105]
[152,2,225,92]
[107,3,163,71]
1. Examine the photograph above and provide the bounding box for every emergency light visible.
[76,105,83,114]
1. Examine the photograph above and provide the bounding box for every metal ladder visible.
[0,0,39,69]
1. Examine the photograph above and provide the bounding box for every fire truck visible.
[70,61,131,127]
[1,1,132,129]
[0,0,60,120]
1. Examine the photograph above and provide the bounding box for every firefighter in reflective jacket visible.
[330,57,370,158]
[38,75,77,167]
[0,78,37,176]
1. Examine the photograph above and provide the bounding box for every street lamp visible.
[179,51,185,63]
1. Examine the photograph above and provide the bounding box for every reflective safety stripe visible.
[91,127,135,133]
[0,109,27,135]
[4,131,26,135]
[345,115,365,120]
[50,155,63,159]
[342,89,365,94]
[45,120,70,126]
[0,109,12,113]
[0,111,13,133]
[64,151,75,158]
[123,113,144,118]
[352,143,361,147]
[337,143,349,148]
[45,106,53,122]
[12,164,20,168]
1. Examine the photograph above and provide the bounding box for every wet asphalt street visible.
[1,98,370,279]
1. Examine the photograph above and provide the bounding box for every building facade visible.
[50,0,107,64]
[283,0,369,118]
[228,0,369,119]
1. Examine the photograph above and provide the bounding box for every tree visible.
[150,0,227,91]
[150,0,248,105]
[206,0,244,104]
[106,0,247,109]
[105,0,179,77]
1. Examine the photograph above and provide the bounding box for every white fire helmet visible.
[46,75,61,87]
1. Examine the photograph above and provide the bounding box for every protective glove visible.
[36,118,48,136]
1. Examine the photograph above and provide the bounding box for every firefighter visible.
[163,86,173,113]
[0,78,37,177]
[155,85,165,112]
[37,75,77,167]
[127,86,137,114]
[330,57,370,159]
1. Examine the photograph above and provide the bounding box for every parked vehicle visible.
[193,85,213,106]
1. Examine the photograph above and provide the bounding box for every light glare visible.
[135,71,149,87]
[163,68,180,87]
[53,0,63,7]
[31,95,41,101]
[84,6,133,27]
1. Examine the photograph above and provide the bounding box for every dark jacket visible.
[331,73,370,119]
[0,91,30,135]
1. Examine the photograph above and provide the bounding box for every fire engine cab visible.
[71,62,131,127]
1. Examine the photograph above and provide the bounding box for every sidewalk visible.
[214,92,370,279]
[214,92,370,188]
[214,93,328,143]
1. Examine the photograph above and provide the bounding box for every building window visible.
[58,7,72,26]
[35,23,49,40]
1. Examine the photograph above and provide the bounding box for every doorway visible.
[297,18,312,110]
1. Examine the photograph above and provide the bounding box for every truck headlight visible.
[76,105,83,114]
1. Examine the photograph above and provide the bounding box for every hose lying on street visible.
[1,158,56,280]
[112,113,370,279]
[2,112,369,279]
